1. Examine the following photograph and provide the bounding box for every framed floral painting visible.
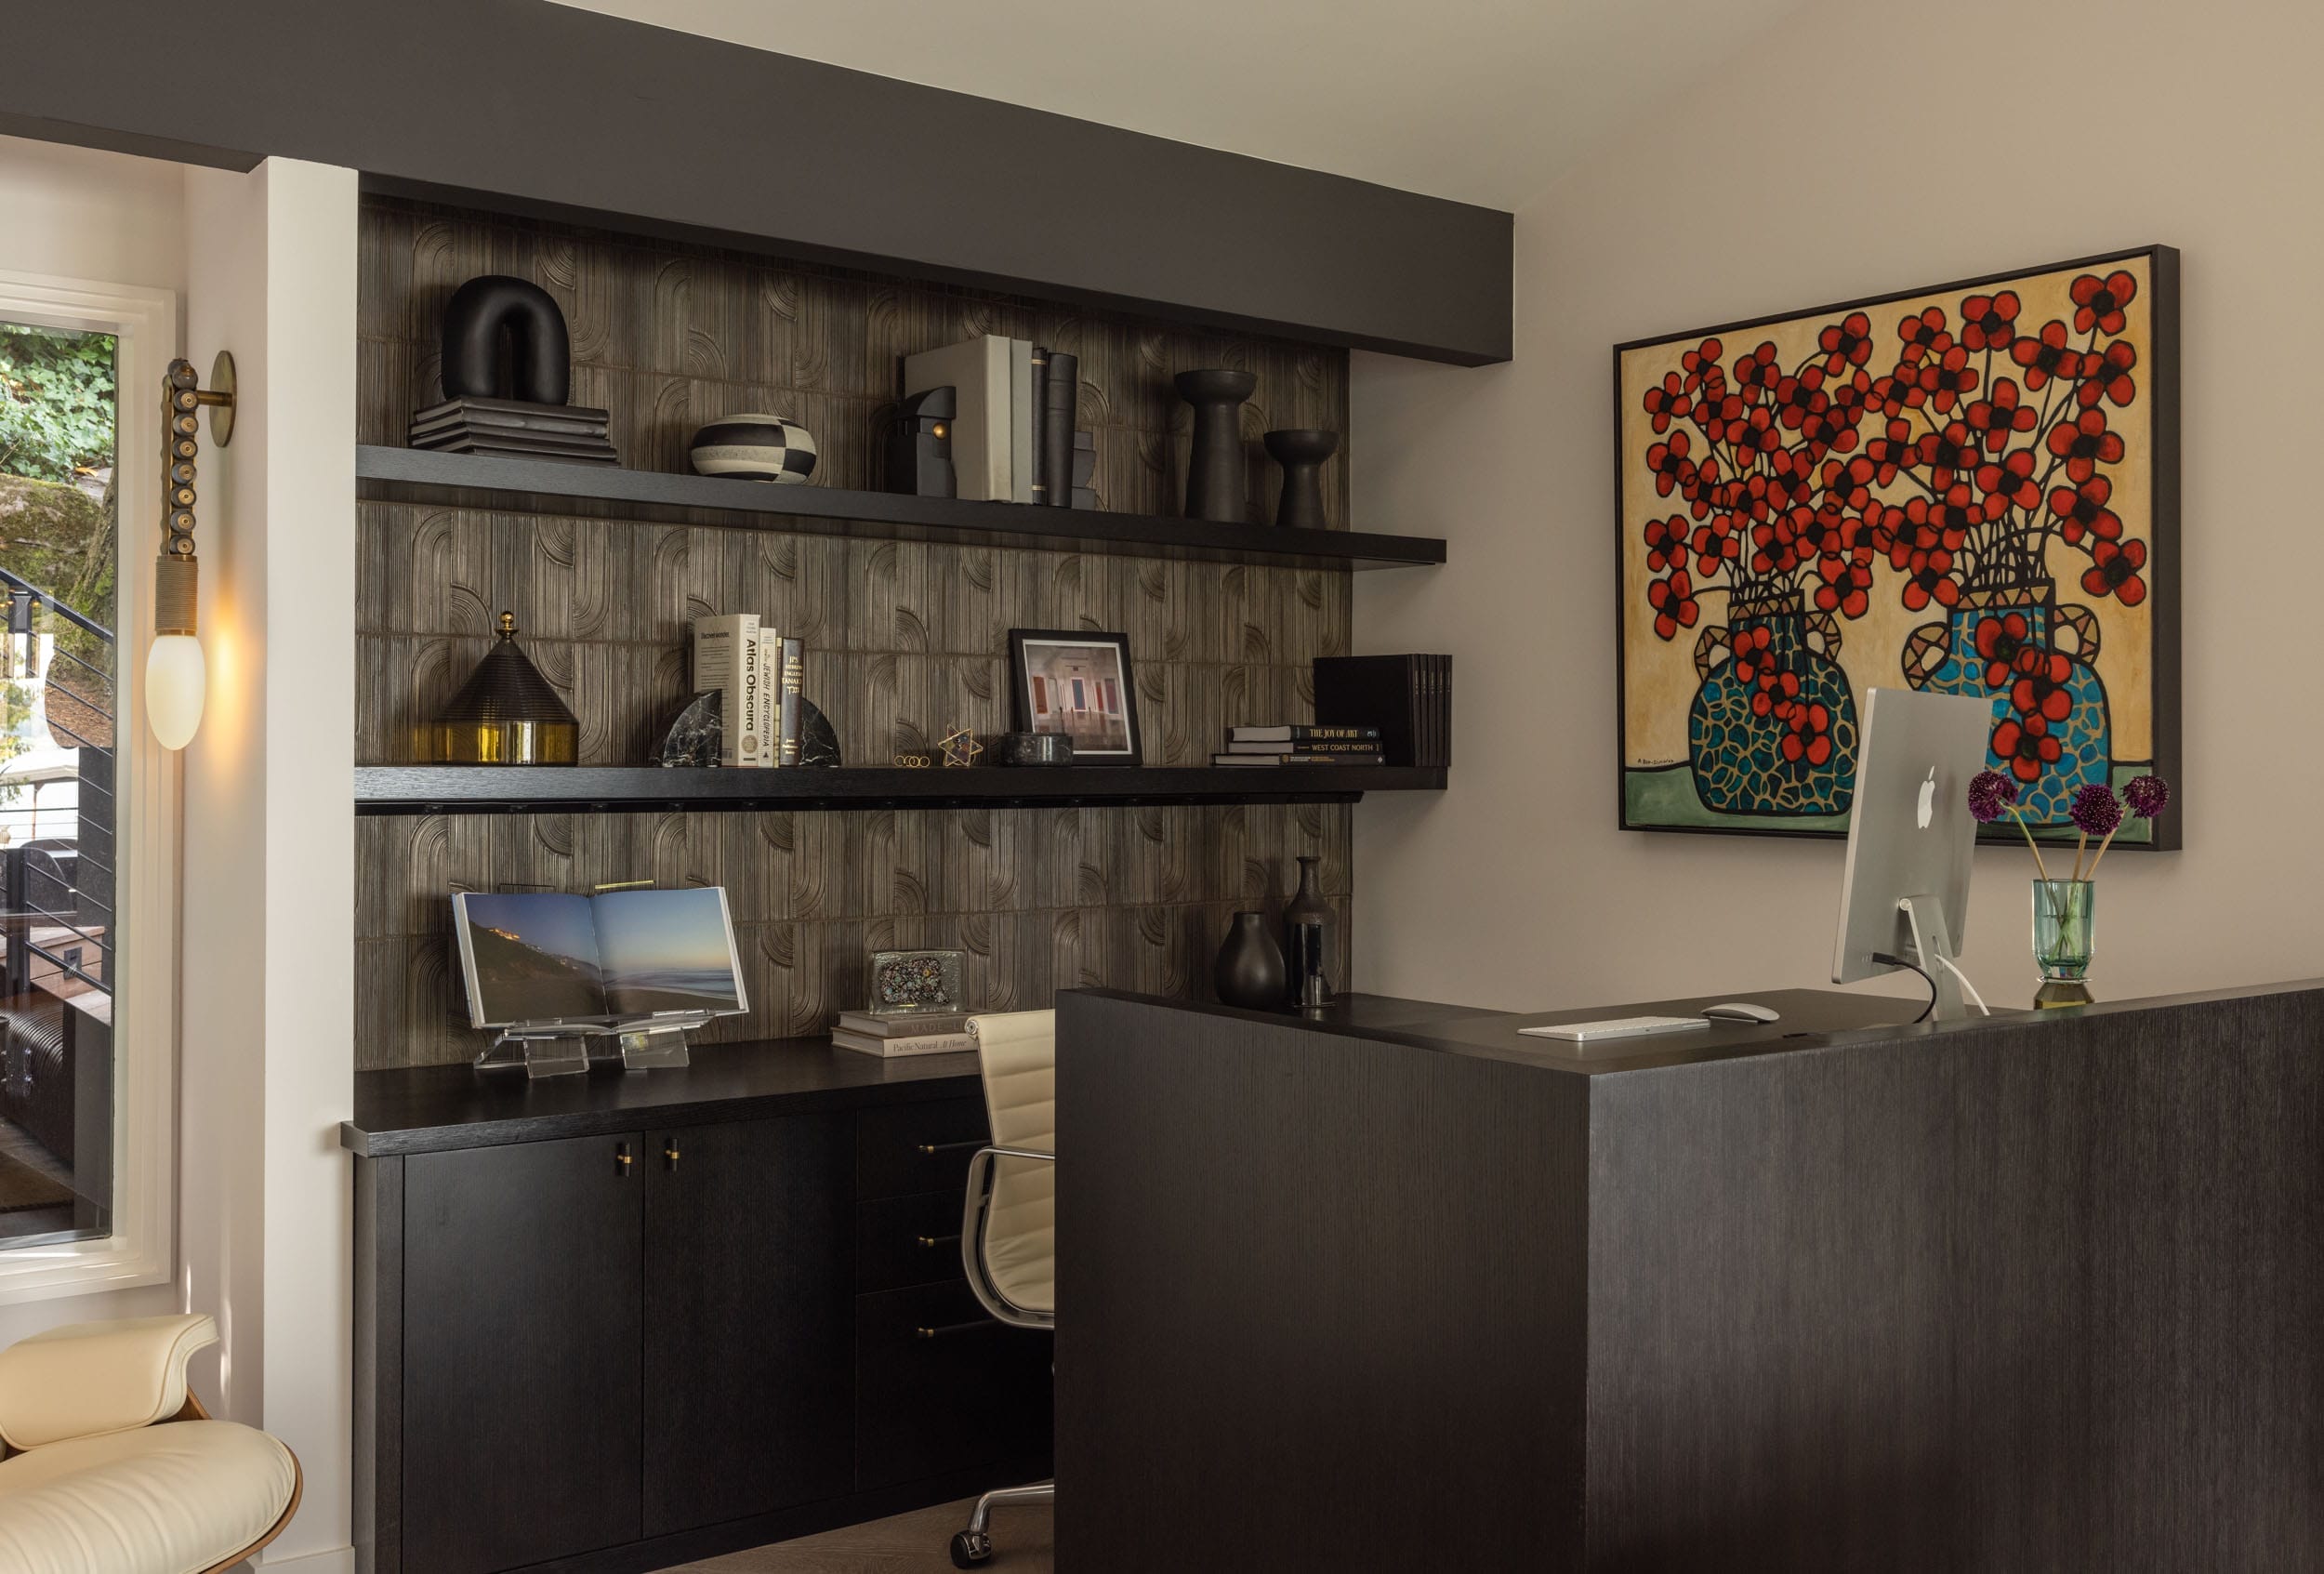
[1615,245,2180,848]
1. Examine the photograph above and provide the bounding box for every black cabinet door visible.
[643,1114,855,1536]
[403,1132,645,1574]
[857,1280,1053,1489]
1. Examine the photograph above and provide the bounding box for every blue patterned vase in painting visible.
[1686,593,1860,815]
[1904,582,2111,828]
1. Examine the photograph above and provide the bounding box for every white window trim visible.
[0,267,178,1303]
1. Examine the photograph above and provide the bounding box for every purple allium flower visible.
[2123,774,2171,819]
[2068,783,2123,838]
[1966,769,2017,824]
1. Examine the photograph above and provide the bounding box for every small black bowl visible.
[992,732,1074,766]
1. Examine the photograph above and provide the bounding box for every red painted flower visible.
[1974,448,2041,512]
[1817,311,1875,373]
[2078,339,2138,408]
[1915,344,1980,414]
[1642,370,1692,432]
[1644,516,1689,573]
[1680,337,1726,395]
[2011,650,2076,725]
[1774,364,1831,433]
[1904,482,1989,554]
[1697,390,1746,444]
[2010,321,2086,390]
[1961,290,2021,352]
[1647,569,1700,639]
[2081,537,2148,606]
[1900,546,1961,611]
[1965,377,2037,453]
[2045,406,2124,483]
[2070,270,2138,335]
[1813,552,1873,619]
[1974,611,2035,689]
[1750,668,1803,720]
[1868,372,1927,420]
[1690,518,1741,577]
[1645,430,1697,496]
[1991,713,2063,783]
[1917,418,1979,489]
[2047,475,2122,545]
[1732,341,1784,399]
[1779,700,1835,767]
[1896,307,1952,364]
[1730,624,1775,686]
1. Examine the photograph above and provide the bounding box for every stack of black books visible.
[1211,724,1382,766]
[1312,655,1452,768]
[409,396,619,465]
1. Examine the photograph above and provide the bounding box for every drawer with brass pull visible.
[855,1096,989,1200]
[855,1190,971,1293]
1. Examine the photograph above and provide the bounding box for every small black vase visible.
[1264,430,1339,531]
[1176,369,1257,523]
[1214,911,1287,1011]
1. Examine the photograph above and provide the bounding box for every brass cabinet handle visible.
[615,1143,632,1175]
[664,1144,680,1171]
[916,1233,962,1250]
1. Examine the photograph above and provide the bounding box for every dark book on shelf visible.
[1314,655,1451,768]
[411,395,612,429]
[1210,752,1377,766]
[415,432,621,465]
[1042,351,1078,509]
[1230,725,1379,743]
[1222,739,1382,755]
[1028,347,1050,503]
[776,637,805,767]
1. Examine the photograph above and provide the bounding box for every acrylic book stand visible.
[477,1013,706,1078]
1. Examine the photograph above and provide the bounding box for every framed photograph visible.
[1615,245,2179,848]
[1009,628,1142,764]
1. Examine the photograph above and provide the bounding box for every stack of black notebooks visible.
[409,396,619,465]
[1313,655,1452,768]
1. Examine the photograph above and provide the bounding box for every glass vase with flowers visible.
[1968,769,2171,1007]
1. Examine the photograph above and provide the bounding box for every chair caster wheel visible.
[950,1529,993,1567]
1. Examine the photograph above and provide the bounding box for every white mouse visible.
[1701,1001,1780,1025]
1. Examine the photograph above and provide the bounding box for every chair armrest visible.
[0,1312,218,1449]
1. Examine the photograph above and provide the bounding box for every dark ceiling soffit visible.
[0,2,1513,366]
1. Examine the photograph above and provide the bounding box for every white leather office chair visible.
[949,1008,1056,1569]
[0,1313,302,1574]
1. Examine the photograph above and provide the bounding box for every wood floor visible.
[665,1498,1051,1574]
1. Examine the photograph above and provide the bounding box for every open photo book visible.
[452,886,748,1029]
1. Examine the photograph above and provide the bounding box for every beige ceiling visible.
[545,0,1812,210]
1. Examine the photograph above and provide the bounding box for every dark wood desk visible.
[1056,984,2324,1573]
[344,1041,1050,1574]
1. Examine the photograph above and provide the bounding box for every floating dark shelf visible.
[355,446,1446,571]
[353,764,1448,815]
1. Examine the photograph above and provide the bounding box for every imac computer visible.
[1832,687,2000,1020]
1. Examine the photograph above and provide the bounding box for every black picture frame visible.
[1611,244,2180,851]
[1008,628,1142,765]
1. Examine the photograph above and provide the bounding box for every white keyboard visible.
[1518,1015,1710,1043]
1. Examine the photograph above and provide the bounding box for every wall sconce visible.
[149,353,233,750]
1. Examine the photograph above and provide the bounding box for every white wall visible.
[1353,0,2321,1013]
[182,157,360,1570]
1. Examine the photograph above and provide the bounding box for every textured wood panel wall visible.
[355,197,1359,1068]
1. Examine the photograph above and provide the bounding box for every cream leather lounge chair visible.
[0,1313,301,1573]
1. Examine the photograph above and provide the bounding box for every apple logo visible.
[1916,767,1936,830]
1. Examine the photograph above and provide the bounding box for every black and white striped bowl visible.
[689,414,818,483]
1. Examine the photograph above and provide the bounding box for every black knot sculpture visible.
[409,274,618,465]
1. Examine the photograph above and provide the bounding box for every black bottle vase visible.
[1264,430,1339,531]
[1282,856,1332,998]
[1214,911,1287,1010]
[1176,368,1257,523]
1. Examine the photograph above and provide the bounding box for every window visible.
[0,270,174,1300]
